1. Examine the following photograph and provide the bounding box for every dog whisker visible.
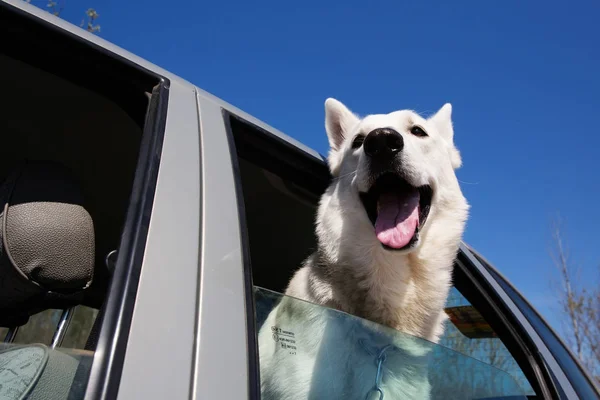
[335,170,357,181]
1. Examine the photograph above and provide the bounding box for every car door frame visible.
[464,244,600,399]
[218,108,588,399]
[457,243,583,399]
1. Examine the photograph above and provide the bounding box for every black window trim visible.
[0,3,170,399]
[85,80,169,400]
[467,244,600,398]
[222,111,261,400]
[454,249,559,399]
[222,111,331,400]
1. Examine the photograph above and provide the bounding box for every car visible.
[0,1,598,399]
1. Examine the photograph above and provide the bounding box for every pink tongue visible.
[375,191,420,249]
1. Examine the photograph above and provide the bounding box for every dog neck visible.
[311,249,447,341]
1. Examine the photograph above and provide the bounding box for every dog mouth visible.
[359,173,433,251]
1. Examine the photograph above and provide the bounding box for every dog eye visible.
[410,126,428,137]
[351,134,365,149]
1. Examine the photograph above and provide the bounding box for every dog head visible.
[318,98,468,255]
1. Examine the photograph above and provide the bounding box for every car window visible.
[227,115,541,399]
[255,286,529,399]
[1,307,98,348]
[441,287,535,395]
[477,254,600,399]
[3,310,62,345]
[1,3,168,400]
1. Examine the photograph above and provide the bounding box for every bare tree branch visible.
[21,0,101,35]
[80,8,101,33]
[550,216,599,384]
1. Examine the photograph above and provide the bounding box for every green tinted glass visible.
[256,286,529,400]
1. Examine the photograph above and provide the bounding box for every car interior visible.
[0,4,162,398]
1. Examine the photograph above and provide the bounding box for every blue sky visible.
[47,0,598,335]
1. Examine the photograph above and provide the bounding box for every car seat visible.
[0,160,97,399]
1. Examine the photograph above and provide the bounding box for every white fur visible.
[258,98,469,400]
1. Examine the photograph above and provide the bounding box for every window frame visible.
[0,3,170,399]
[467,245,600,399]
[85,81,168,400]
[222,111,331,400]
[458,244,585,398]
[453,249,559,398]
[223,111,564,399]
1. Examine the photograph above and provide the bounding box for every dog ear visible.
[325,98,359,151]
[430,103,454,143]
[429,103,462,169]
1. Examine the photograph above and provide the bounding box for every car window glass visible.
[61,306,99,350]
[441,287,535,395]
[482,260,599,399]
[2,306,98,349]
[12,310,63,345]
[255,286,529,400]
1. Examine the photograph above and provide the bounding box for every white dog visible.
[258,98,469,399]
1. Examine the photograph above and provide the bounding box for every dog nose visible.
[363,128,404,158]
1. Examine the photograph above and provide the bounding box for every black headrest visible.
[0,161,95,326]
